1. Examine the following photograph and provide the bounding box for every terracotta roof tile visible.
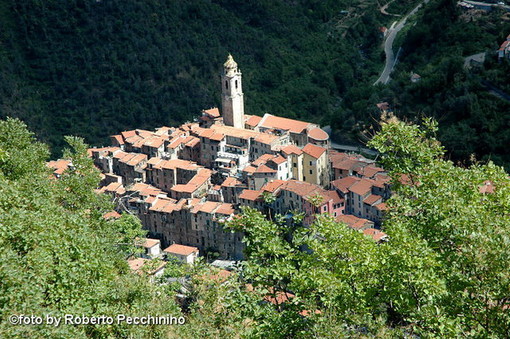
[479,180,495,194]
[261,180,285,193]
[239,189,262,201]
[216,203,235,215]
[121,130,137,139]
[143,136,166,148]
[159,159,200,171]
[280,144,303,156]
[129,183,165,197]
[111,134,125,145]
[348,179,374,196]
[103,211,121,220]
[255,164,277,173]
[375,202,388,211]
[263,288,295,305]
[221,176,243,187]
[331,176,360,193]
[154,126,173,135]
[168,136,188,149]
[164,244,199,256]
[307,127,329,141]
[268,155,287,165]
[142,238,160,248]
[125,153,147,166]
[363,194,382,205]
[302,143,326,158]
[243,165,257,174]
[359,165,385,178]
[203,107,220,118]
[102,182,126,195]
[145,196,157,204]
[196,201,220,214]
[282,180,328,201]
[47,159,72,175]
[259,114,312,134]
[210,125,279,145]
[333,158,367,171]
[127,258,166,274]
[336,214,373,230]
[325,190,344,205]
[363,228,388,242]
[252,154,274,166]
[185,137,200,147]
[171,184,199,193]
[245,114,262,127]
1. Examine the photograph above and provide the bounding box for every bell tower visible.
[221,54,245,129]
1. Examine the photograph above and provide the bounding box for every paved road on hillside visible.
[374,0,429,85]
[330,141,378,157]
[322,125,379,156]
[463,0,510,11]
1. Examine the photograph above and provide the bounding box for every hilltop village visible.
[50,55,390,262]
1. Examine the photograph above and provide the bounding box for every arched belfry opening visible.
[221,54,244,129]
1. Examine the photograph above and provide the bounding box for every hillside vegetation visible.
[337,0,510,169]
[2,0,510,168]
[0,0,406,156]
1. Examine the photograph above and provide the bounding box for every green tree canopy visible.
[0,118,178,338]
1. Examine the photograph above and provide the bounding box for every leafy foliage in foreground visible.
[0,118,178,338]
[189,117,510,338]
[369,117,510,336]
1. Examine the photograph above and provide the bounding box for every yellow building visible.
[302,143,329,187]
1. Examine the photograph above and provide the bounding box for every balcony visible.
[217,151,241,160]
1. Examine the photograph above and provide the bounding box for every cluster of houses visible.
[498,34,510,61]
[48,55,391,270]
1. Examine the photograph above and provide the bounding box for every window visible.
[323,206,327,212]
[309,161,312,166]
[225,81,228,89]
[235,80,238,89]
[309,169,313,174]
[293,163,297,168]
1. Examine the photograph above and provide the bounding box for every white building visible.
[164,244,199,265]
[139,238,163,259]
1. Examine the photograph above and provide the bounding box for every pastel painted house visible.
[164,244,199,264]
[140,238,163,259]
[127,258,167,283]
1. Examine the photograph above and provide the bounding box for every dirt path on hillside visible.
[380,0,402,17]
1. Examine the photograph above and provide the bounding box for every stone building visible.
[222,54,245,129]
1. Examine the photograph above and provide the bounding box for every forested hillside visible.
[337,0,510,169]
[0,0,403,156]
[2,0,510,168]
